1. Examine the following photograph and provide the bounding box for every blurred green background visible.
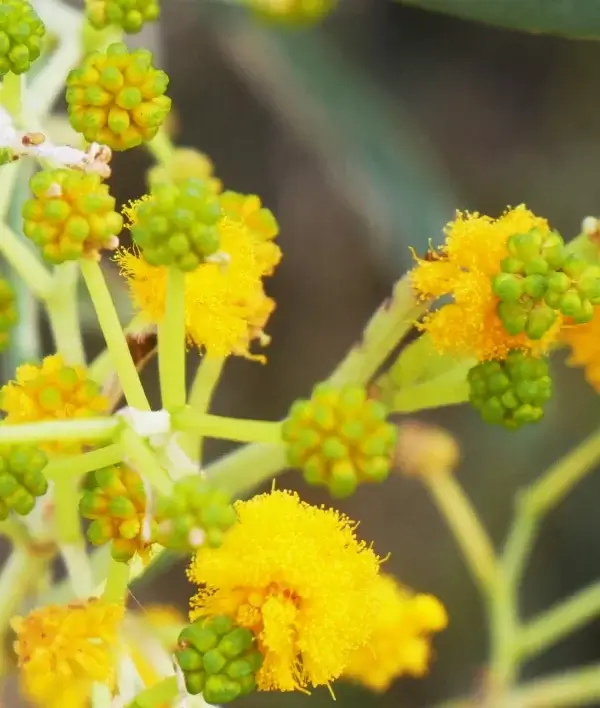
[12,0,600,705]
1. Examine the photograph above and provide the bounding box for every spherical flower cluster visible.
[66,42,171,151]
[147,147,222,194]
[22,168,123,264]
[0,278,17,351]
[130,178,221,271]
[561,310,600,392]
[116,190,281,360]
[282,383,397,498]
[176,616,263,702]
[0,354,108,453]
[86,0,160,34]
[0,1,45,77]
[80,464,154,563]
[188,489,381,692]
[344,574,447,692]
[13,598,123,708]
[467,351,552,429]
[0,445,48,519]
[251,0,337,24]
[411,206,562,361]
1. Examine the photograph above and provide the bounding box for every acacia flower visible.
[116,198,280,360]
[344,573,447,693]
[0,354,108,452]
[187,489,381,692]
[561,311,600,392]
[12,598,123,708]
[411,205,562,361]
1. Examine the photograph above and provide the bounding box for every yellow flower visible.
[0,354,108,452]
[344,574,447,693]
[188,489,381,692]
[561,311,600,391]
[13,598,123,708]
[116,210,280,361]
[411,205,562,361]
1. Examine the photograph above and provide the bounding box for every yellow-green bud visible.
[0,1,45,77]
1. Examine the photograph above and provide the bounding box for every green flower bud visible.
[0,1,44,76]
[0,279,17,352]
[130,178,220,270]
[86,0,160,34]
[468,351,553,429]
[282,383,396,498]
[176,616,262,703]
[0,445,48,518]
[66,42,170,151]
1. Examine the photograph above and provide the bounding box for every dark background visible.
[13,0,600,705]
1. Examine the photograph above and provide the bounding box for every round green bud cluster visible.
[86,0,160,34]
[176,616,263,703]
[22,169,124,264]
[468,351,552,429]
[0,279,17,352]
[281,383,397,498]
[252,0,337,25]
[0,446,48,519]
[66,42,171,151]
[154,477,237,551]
[0,1,45,77]
[131,178,221,270]
[493,228,600,339]
[80,465,154,563]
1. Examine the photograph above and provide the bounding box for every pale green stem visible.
[80,259,150,410]
[128,676,178,708]
[507,663,600,708]
[423,470,497,594]
[0,517,31,547]
[119,426,173,495]
[102,558,130,604]
[146,130,175,167]
[0,221,54,301]
[88,313,150,386]
[158,267,186,411]
[518,581,600,660]
[329,273,428,386]
[0,417,117,444]
[182,354,226,462]
[47,262,86,365]
[389,365,471,412]
[43,443,124,481]
[2,72,22,120]
[59,542,94,599]
[173,408,283,445]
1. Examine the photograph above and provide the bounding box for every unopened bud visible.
[394,421,459,478]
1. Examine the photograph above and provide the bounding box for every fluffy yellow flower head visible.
[116,198,280,360]
[561,311,600,392]
[344,574,447,693]
[411,205,562,361]
[188,489,381,692]
[13,598,123,708]
[0,354,108,452]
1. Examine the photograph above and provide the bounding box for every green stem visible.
[119,426,173,494]
[0,222,54,301]
[389,365,471,412]
[205,441,288,496]
[182,355,226,462]
[329,273,428,386]
[46,262,85,365]
[518,581,600,660]
[101,558,130,604]
[508,663,600,708]
[88,313,150,386]
[128,676,178,708]
[146,130,175,167]
[43,443,124,481]
[173,408,283,445]
[0,417,117,444]
[2,72,22,120]
[423,470,497,594]
[158,267,186,412]
[54,474,83,544]
[59,542,93,599]
[80,259,150,410]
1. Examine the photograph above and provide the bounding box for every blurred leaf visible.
[201,5,458,267]
[397,0,600,39]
